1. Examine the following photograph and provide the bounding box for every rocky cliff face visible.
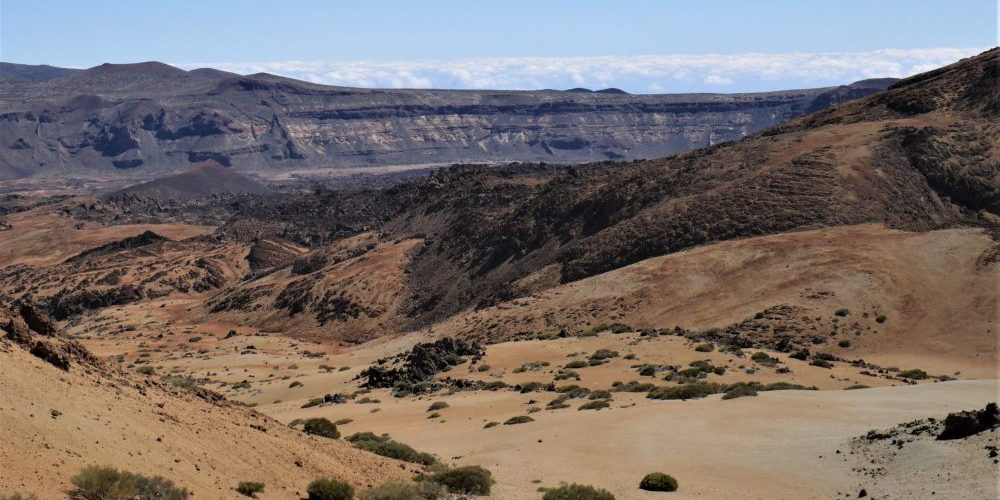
[0,62,895,180]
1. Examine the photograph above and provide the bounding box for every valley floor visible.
[273,380,998,499]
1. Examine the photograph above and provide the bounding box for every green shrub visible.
[136,366,155,375]
[513,361,550,373]
[518,381,551,393]
[476,364,491,372]
[70,465,189,500]
[542,483,615,500]
[588,390,612,400]
[844,384,870,390]
[590,349,619,361]
[504,415,534,425]
[647,382,723,400]
[483,421,499,428]
[430,466,493,495]
[345,433,435,465]
[578,400,610,411]
[810,359,833,369]
[834,308,850,317]
[898,369,928,380]
[838,339,851,348]
[694,343,715,352]
[359,480,420,500]
[721,383,758,400]
[289,381,303,388]
[565,360,588,369]
[303,418,340,439]
[236,481,264,497]
[875,314,887,323]
[427,401,449,412]
[307,478,354,500]
[609,323,631,334]
[750,352,777,365]
[334,418,353,425]
[546,397,571,410]
[612,380,656,392]
[639,472,678,492]
[555,385,591,398]
[301,398,323,408]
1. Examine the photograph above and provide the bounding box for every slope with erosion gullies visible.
[199,49,998,338]
[0,299,414,498]
[0,229,248,320]
[0,59,894,179]
[385,48,999,326]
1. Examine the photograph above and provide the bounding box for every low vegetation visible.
[70,465,189,500]
[504,415,535,425]
[307,478,354,500]
[429,465,494,495]
[427,401,449,411]
[236,481,264,497]
[303,417,340,439]
[542,483,615,500]
[809,358,833,369]
[359,480,420,500]
[578,400,610,411]
[648,381,815,400]
[898,369,929,380]
[639,472,678,492]
[345,432,436,465]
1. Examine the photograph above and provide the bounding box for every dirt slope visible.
[0,304,414,499]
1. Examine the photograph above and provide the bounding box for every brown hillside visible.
[0,300,414,498]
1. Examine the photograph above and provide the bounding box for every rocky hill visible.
[0,61,894,180]
[109,160,271,200]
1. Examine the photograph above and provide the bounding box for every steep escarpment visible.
[0,61,893,180]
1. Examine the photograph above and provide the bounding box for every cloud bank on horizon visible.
[176,47,986,93]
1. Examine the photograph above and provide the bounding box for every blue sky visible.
[2,0,997,92]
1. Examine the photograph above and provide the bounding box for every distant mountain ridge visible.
[0,61,896,180]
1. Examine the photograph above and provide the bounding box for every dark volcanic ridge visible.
[0,60,895,180]
[108,160,271,200]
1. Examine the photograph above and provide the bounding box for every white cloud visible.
[175,47,987,93]
[703,74,734,86]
